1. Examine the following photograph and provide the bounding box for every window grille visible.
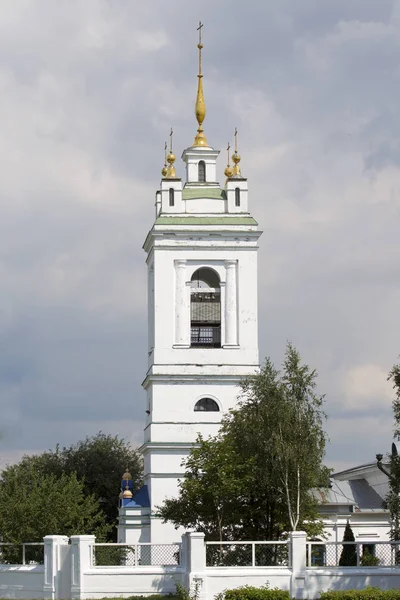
[198,160,206,182]
[235,187,240,207]
[169,188,174,206]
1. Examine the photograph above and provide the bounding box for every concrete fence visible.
[1,532,400,599]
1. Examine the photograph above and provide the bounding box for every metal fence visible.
[91,543,181,567]
[307,541,400,568]
[205,541,290,568]
[0,543,44,565]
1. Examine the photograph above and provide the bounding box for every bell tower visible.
[118,24,262,544]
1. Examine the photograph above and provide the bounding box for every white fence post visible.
[184,532,206,600]
[290,531,307,600]
[43,535,70,600]
[70,535,95,600]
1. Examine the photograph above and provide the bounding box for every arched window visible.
[169,188,174,206]
[190,268,221,348]
[235,187,240,207]
[194,398,220,412]
[198,160,206,183]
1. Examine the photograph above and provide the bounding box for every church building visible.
[118,25,262,544]
[117,27,391,550]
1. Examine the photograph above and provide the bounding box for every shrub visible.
[319,587,400,600]
[338,522,357,567]
[216,585,290,600]
[360,549,380,567]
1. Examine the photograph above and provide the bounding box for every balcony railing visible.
[191,326,221,348]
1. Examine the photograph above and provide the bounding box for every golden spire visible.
[193,21,208,147]
[232,127,241,176]
[166,127,176,178]
[224,142,233,178]
[161,141,168,177]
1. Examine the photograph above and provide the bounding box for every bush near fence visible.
[319,588,400,600]
[215,585,290,600]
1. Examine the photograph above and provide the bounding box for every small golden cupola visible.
[232,127,242,176]
[224,142,234,178]
[166,128,177,178]
[161,141,168,177]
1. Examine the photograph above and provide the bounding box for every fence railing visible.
[307,541,400,568]
[205,541,290,568]
[91,543,181,567]
[0,542,44,565]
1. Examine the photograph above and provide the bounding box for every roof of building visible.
[182,187,227,200]
[124,484,150,508]
[315,477,386,513]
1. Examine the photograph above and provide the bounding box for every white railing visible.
[205,540,290,567]
[0,542,44,565]
[90,542,181,567]
[307,541,400,568]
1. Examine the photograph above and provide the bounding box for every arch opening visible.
[169,188,175,206]
[190,268,221,348]
[235,187,240,207]
[198,160,206,183]
[194,398,220,412]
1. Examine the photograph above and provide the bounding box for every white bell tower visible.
[118,25,262,544]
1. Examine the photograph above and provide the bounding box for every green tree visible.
[159,343,329,541]
[338,522,357,566]
[0,466,108,562]
[158,435,248,543]
[387,359,400,554]
[0,432,142,540]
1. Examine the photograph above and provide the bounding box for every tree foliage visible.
[387,359,400,546]
[159,343,329,540]
[338,522,357,566]
[0,432,142,541]
[0,466,108,555]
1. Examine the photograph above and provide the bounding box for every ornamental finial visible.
[161,141,168,177]
[232,127,241,176]
[166,127,176,178]
[193,21,208,147]
[224,142,234,178]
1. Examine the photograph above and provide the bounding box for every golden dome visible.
[122,470,132,480]
[224,166,234,178]
[232,152,241,164]
[167,152,176,164]
[122,488,133,499]
[161,166,168,177]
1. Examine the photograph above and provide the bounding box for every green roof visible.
[182,187,227,200]
[155,216,258,226]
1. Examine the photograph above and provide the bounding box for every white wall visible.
[0,566,44,599]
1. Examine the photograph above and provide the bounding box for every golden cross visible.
[197,21,204,75]
[169,127,173,152]
[164,141,167,163]
[227,142,231,165]
[234,127,238,152]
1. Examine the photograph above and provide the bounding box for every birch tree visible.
[223,343,328,534]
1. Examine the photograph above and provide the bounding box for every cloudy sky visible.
[0,0,399,473]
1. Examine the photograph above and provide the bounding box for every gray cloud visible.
[0,0,399,471]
